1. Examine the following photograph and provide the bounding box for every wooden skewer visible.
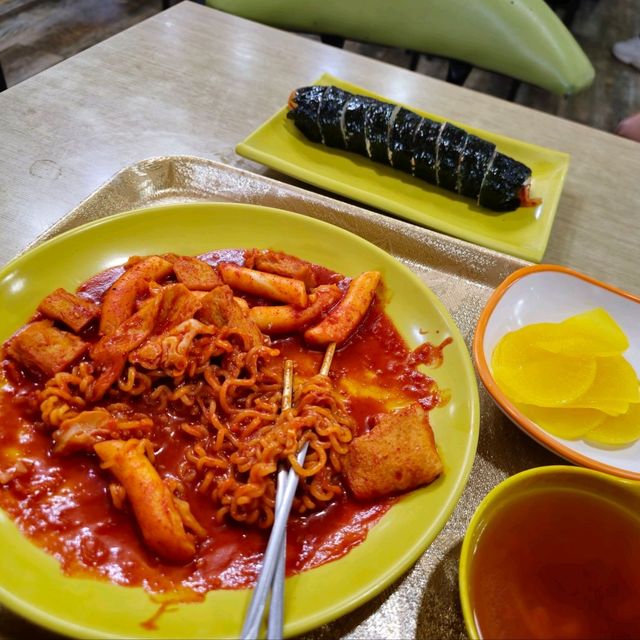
[320,341,336,376]
[281,359,294,411]
[241,344,336,639]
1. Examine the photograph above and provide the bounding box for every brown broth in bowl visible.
[469,488,640,639]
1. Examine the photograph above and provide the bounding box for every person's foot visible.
[612,36,640,70]
[615,112,640,143]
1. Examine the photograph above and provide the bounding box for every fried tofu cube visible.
[7,320,88,376]
[38,288,100,332]
[174,256,222,291]
[253,250,317,289]
[196,285,233,328]
[155,283,202,333]
[196,285,264,347]
[343,403,443,500]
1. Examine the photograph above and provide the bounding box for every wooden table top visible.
[0,2,638,639]
[0,1,638,293]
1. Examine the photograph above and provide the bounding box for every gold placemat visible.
[3,156,563,640]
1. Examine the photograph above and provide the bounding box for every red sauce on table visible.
[469,488,640,639]
[0,251,446,596]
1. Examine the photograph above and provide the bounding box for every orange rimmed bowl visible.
[473,264,640,480]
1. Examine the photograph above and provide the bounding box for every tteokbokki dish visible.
[0,248,450,593]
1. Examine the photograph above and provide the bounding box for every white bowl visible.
[474,264,640,479]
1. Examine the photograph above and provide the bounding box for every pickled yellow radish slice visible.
[491,309,640,445]
[565,355,640,410]
[492,338,597,406]
[571,400,630,417]
[534,308,629,356]
[584,404,640,445]
[516,403,606,439]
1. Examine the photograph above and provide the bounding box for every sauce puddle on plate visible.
[469,488,640,639]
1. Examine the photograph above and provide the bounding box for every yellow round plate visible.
[0,203,479,639]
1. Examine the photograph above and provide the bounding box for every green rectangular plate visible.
[236,73,570,262]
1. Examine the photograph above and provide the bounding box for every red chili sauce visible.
[0,250,447,595]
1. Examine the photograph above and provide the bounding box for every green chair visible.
[203,0,594,96]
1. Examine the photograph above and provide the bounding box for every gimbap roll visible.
[287,85,540,212]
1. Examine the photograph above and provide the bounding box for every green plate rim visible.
[236,72,570,262]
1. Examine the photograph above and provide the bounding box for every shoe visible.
[612,36,640,70]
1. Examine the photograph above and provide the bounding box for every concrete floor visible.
[0,0,639,133]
